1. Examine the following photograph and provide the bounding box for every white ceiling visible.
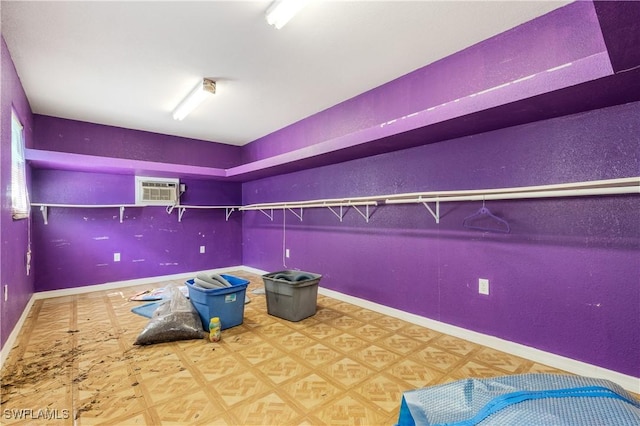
[2,1,570,146]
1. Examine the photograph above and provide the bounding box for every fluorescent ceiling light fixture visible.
[172,78,216,121]
[266,0,311,29]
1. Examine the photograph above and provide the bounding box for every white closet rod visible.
[30,203,140,225]
[384,177,639,203]
[240,200,377,211]
[385,185,639,205]
[167,205,239,211]
[241,201,377,223]
[167,205,239,222]
[31,203,139,208]
[30,177,639,225]
[31,203,241,224]
[239,177,638,211]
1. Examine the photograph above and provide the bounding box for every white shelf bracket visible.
[119,206,125,223]
[225,207,235,221]
[287,207,303,221]
[40,205,49,225]
[259,208,274,221]
[178,207,186,222]
[420,199,440,223]
[327,205,346,222]
[352,204,371,223]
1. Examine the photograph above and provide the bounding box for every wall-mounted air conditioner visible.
[135,176,180,206]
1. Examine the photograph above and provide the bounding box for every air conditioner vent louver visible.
[135,176,179,206]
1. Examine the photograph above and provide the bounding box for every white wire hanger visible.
[462,198,510,233]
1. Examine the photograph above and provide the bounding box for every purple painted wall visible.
[34,114,242,169]
[594,1,640,73]
[1,37,35,349]
[242,101,640,377]
[28,115,244,293]
[31,169,242,291]
[242,1,609,164]
[2,0,638,381]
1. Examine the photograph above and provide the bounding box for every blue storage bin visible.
[186,274,249,331]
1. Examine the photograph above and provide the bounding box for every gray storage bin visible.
[262,270,321,322]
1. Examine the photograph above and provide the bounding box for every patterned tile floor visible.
[0,270,623,425]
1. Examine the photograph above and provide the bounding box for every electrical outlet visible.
[285,249,290,258]
[114,253,121,262]
[200,246,206,254]
[4,285,8,302]
[479,278,490,295]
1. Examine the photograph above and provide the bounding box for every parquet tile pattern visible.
[1,270,623,425]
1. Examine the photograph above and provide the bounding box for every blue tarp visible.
[397,373,640,426]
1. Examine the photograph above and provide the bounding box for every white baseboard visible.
[32,265,247,300]
[242,267,639,391]
[3,266,638,393]
[318,286,639,393]
[0,295,35,369]
[238,265,269,276]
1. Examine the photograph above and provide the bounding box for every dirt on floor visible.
[0,330,132,419]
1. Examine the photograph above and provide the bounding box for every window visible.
[11,110,29,219]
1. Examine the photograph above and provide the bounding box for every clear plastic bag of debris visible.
[134,284,204,345]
